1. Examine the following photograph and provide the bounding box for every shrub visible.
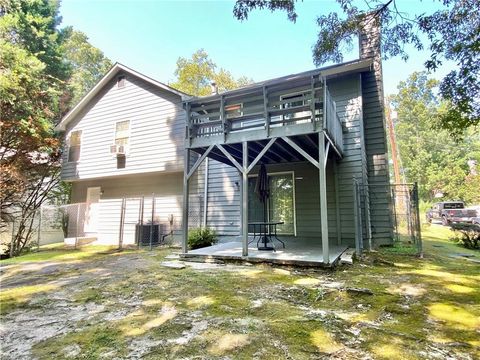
[449,223,480,249]
[188,227,217,250]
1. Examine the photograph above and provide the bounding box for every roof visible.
[55,63,190,131]
[186,58,373,103]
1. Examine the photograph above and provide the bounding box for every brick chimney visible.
[358,12,381,60]
[210,82,218,95]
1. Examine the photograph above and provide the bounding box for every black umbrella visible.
[255,164,273,250]
[255,163,270,213]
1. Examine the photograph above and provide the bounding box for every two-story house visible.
[56,16,392,265]
[55,65,190,245]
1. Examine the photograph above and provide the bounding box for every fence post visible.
[138,196,144,248]
[118,197,126,250]
[391,186,399,242]
[353,178,361,256]
[150,193,155,251]
[37,207,42,252]
[10,220,15,257]
[75,204,80,249]
[413,182,423,258]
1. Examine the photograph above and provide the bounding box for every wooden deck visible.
[181,239,348,267]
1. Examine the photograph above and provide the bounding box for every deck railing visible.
[324,87,344,153]
[187,80,344,154]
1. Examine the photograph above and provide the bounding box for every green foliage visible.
[188,227,218,250]
[0,0,112,255]
[449,223,480,249]
[233,0,480,134]
[0,0,67,252]
[391,72,480,202]
[170,49,253,96]
[59,27,113,105]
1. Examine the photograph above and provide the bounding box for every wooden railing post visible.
[263,86,270,137]
[220,95,226,142]
[311,76,316,131]
[185,102,192,147]
[323,77,328,130]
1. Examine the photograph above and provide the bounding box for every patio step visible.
[339,248,355,265]
[180,254,225,264]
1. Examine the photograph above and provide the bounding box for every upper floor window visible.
[115,120,130,146]
[280,91,311,123]
[225,103,243,119]
[281,91,309,109]
[68,130,82,162]
[117,75,126,88]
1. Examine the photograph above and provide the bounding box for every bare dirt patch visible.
[1,239,479,359]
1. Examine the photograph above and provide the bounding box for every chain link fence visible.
[354,181,422,256]
[1,191,205,257]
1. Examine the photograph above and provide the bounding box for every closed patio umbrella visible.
[255,164,273,250]
[255,163,269,216]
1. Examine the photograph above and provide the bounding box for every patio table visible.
[248,221,285,251]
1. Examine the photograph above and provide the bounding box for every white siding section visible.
[62,72,185,181]
[71,172,183,245]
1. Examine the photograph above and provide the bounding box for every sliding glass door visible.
[248,172,296,235]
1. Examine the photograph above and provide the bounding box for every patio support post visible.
[242,141,249,256]
[318,132,330,264]
[182,148,190,253]
[333,161,342,245]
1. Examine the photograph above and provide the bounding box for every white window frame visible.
[248,171,297,236]
[280,90,311,123]
[67,130,82,163]
[113,120,131,153]
[225,103,243,119]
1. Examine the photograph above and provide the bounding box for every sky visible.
[59,0,456,96]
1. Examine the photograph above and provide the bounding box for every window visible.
[117,75,126,88]
[248,172,296,235]
[68,130,82,162]
[282,92,307,108]
[115,120,130,147]
[225,103,243,119]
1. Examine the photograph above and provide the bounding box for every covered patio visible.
[180,64,365,266]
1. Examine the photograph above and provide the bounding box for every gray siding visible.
[62,65,391,248]
[198,75,372,248]
[201,160,339,245]
[361,69,393,245]
[62,72,185,181]
[328,75,365,247]
[203,159,241,236]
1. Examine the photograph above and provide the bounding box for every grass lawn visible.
[0,225,478,359]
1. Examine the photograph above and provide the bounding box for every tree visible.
[390,72,480,202]
[170,49,253,96]
[1,0,111,255]
[0,0,68,254]
[233,0,480,135]
[60,27,113,105]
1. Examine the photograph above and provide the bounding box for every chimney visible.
[210,82,218,95]
[358,12,381,60]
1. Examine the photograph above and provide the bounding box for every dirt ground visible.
[0,225,479,359]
